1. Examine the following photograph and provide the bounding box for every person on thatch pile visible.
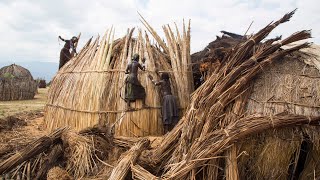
[148,72,179,133]
[124,54,147,110]
[58,35,78,69]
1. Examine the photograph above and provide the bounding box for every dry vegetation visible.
[0,88,48,118]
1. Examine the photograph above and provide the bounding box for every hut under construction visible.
[44,18,194,137]
[0,64,38,101]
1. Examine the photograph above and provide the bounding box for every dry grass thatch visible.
[47,166,73,180]
[0,64,38,101]
[44,17,193,137]
[62,129,97,178]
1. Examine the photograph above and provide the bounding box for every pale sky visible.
[0,0,318,63]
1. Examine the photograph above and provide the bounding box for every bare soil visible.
[0,88,48,118]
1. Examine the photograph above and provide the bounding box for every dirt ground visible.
[0,88,48,118]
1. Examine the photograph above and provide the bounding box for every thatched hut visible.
[236,45,320,179]
[191,35,320,179]
[0,64,38,101]
[38,79,46,88]
[44,19,194,137]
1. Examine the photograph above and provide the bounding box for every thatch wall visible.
[237,48,320,179]
[44,20,193,137]
[0,64,37,101]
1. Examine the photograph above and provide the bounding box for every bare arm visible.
[148,74,162,86]
[138,63,145,71]
[125,64,130,74]
[153,80,164,86]
[58,36,66,42]
[71,43,77,54]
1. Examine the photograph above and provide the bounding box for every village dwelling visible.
[0,64,37,101]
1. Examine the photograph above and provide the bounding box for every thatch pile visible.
[1,10,320,179]
[44,16,194,136]
[0,64,38,101]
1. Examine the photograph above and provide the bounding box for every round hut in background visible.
[38,79,47,88]
[44,22,193,137]
[0,64,38,101]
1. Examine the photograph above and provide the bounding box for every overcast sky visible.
[0,0,318,63]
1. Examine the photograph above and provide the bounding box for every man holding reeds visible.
[124,54,147,110]
[149,73,179,133]
[58,36,78,69]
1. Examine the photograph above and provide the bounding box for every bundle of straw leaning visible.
[61,129,96,179]
[108,138,150,180]
[0,127,66,174]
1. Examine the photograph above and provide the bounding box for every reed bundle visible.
[45,18,193,137]
[108,138,150,180]
[47,166,73,180]
[0,127,66,174]
[35,144,63,180]
[62,129,96,178]
[131,164,158,180]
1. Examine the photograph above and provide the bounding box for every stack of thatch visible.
[1,10,320,179]
[0,64,38,101]
[44,16,194,137]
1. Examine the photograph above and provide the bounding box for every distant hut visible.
[0,64,38,101]
[44,21,193,137]
[38,79,46,88]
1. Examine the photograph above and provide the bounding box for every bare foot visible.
[126,107,134,111]
[142,104,150,109]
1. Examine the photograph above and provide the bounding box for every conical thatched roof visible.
[0,64,37,101]
[0,64,34,80]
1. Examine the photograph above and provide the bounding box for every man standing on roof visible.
[124,54,147,110]
[58,36,78,69]
[149,72,179,133]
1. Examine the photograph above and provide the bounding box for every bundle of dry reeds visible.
[45,18,193,137]
[108,138,150,180]
[62,129,97,178]
[0,127,66,175]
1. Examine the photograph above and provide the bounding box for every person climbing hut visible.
[148,72,179,133]
[58,35,78,69]
[124,54,147,110]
